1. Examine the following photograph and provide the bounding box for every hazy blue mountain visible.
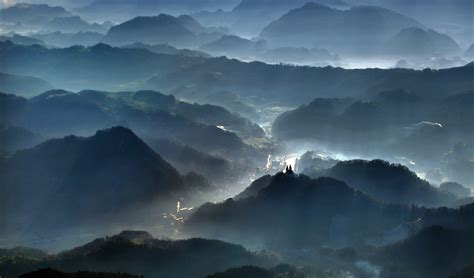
[259,3,423,54]
[296,151,339,174]
[272,90,474,177]
[199,91,261,121]
[0,127,213,244]
[311,159,457,207]
[0,90,264,165]
[30,31,104,47]
[199,35,267,58]
[0,124,45,154]
[230,0,347,36]
[145,138,253,186]
[147,56,474,106]
[0,41,204,91]
[0,231,273,278]
[123,42,211,58]
[465,43,474,58]
[102,14,196,47]
[0,72,54,97]
[44,16,110,33]
[2,41,474,106]
[0,34,47,47]
[1,3,72,25]
[439,182,471,199]
[260,47,338,66]
[75,0,239,22]
[113,90,265,139]
[387,27,461,57]
[102,14,222,48]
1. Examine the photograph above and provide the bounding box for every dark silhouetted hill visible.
[0,127,212,243]
[185,172,413,249]
[20,268,141,278]
[312,159,457,207]
[374,226,474,278]
[0,231,273,278]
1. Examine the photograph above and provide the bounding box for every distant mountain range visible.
[0,72,54,97]
[387,27,461,57]
[102,14,224,48]
[2,41,473,107]
[259,3,424,54]
[0,89,265,165]
[44,15,111,33]
[272,90,474,185]
[30,31,104,47]
[123,42,211,58]
[0,34,48,47]
[2,3,72,25]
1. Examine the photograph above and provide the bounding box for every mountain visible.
[146,138,254,187]
[465,44,474,58]
[102,14,221,48]
[207,264,305,278]
[259,3,423,54]
[44,16,110,33]
[75,0,239,22]
[0,124,44,154]
[311,159,457,207]
[0,34,47,47]
[146,54,474,107]
[20,268,140,278]
[186,171,474,250]
[120,90,264,139]
[271,91,474,183]
[2,41,474,106]
[439,182,471,198]
[199,35,267,59]
[0,231,273,278]
[0,90,264,165]
[373,226,474,278]
[30,31,104,47]
[1,3,72,25]
[260,47,338,66]
[230,0,341,36]
[387,27,461,57]
[185,172,414,249]
[123,42,211,58]
[0,72,54,97]
[0,126,213,246]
